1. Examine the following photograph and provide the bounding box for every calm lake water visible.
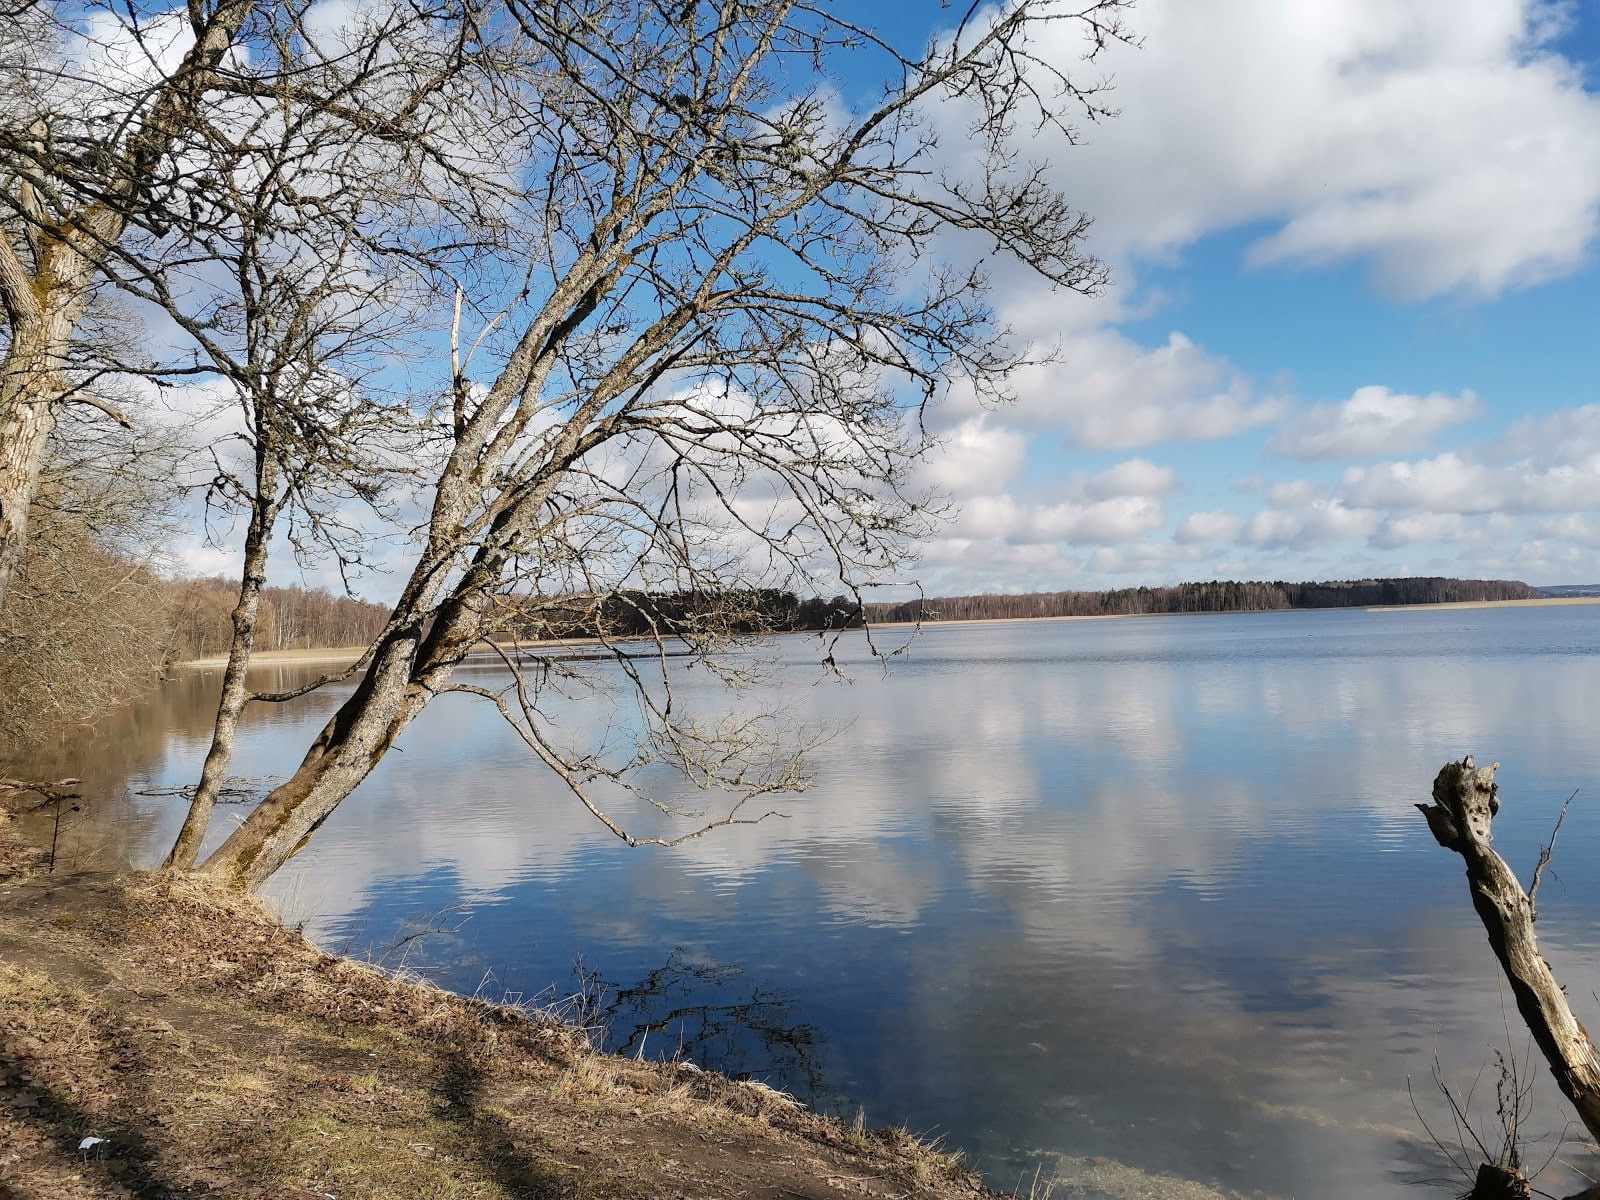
[27,605,1600,1198]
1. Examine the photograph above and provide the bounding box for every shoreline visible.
[1361,596,1600,612]
[0,836,1001,1199]
[174,645,370,670]
[173,596,1600,666]
[172,637,605,672]
[869,595,1600,631]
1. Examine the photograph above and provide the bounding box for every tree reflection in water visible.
[594,948,838,1111]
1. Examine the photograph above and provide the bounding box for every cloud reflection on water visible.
[89,606,1600,1198]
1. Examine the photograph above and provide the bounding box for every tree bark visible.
[198,551,499,891]
[0,311,79,611]
[1418,757,1600,1144]
[198,619,440,890]
[165,473,283,869]
[0,0,258,615]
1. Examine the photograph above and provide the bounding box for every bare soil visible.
[0,815,1001,1200]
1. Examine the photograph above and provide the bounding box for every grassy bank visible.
[0,808,998,1200]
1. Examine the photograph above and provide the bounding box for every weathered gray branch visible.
[1418,757,1600,1145]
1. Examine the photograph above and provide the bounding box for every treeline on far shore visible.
[0,555,1542,746]
[863,576,1540,624]
[502,589,864,641]
[168,576,391,662]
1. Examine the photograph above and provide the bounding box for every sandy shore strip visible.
[873,595,1600,630]
[174,645,370,670]
[1361,596,1600,612]
[173,637,604,671]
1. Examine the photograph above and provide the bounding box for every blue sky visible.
[893,0,1600,594]
[147,1,1600,599]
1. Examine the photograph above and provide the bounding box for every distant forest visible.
[505,589,864,641]
[864,577,1539,624]
[161,575,1554,659]
[166,577,391,662]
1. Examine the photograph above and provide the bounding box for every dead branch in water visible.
[1418,757,1600,1199]
[0,777,81,811]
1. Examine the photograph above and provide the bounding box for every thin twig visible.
[1530,789,1580,920]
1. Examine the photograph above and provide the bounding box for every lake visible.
[28,604,1600,1198]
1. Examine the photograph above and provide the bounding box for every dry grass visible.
[0,855,995,1200]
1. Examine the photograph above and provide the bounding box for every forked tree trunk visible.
[197,474,537,890]
[1418,757,1600,1145]
[197,569,493,891]
[198,623,431,890]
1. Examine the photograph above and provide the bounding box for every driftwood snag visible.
[1472,1161,1534,1200]
[1418,757,1600,1145]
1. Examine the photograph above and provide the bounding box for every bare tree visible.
[151,4,477,867]
[0,0,265,614]
[170,0,1131,890]
[5,2,532,860]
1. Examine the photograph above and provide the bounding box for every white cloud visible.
[1242,500,1381,548]
[1539,514,1600,547]
[1370,512,1468,549]
[1498,404,1600,465]
[1175,511,1245,544]
[1341,452,1600,513]
[950,494,1166,547]
[1267,480,1329,508]
[1084,543,1208,575]
[1023,0,1600,298]
[958,330,1279,450]
[1269,386,1483,459]
[1030,496,1166,545]
[1082,458,1178,499]
[918,416,1029,499]
[910,537,1079,596]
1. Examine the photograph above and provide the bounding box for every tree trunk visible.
[1417,757,1600,1144]
[0,0,257,616]
[164,478,282,869]
[198,622,434,890]
[197,550,502,890]
[0,311,78,613]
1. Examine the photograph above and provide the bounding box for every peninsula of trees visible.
[864,577,1539,624]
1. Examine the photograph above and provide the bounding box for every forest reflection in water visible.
[33,606,1600,1198]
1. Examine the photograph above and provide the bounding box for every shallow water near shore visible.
[29,605,1600,1198]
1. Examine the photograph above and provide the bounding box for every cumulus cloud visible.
[917,416,1029,499]
[1030,496,1167,544]
[1175,511,1245,544]
[1082,458,1178,499]
[1341,452,1600,514]
[1370,512,1469,549]
[952,330,1280,450]
[1539,514,1600,547]
[1018,0,1600,298]
[1498,404,1600,466]
[1242,500,1380,549]
[1269,386,1483,459]
[1267,480,1329,508]
[951,494,1166,547]
[1084,543,1208,575]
